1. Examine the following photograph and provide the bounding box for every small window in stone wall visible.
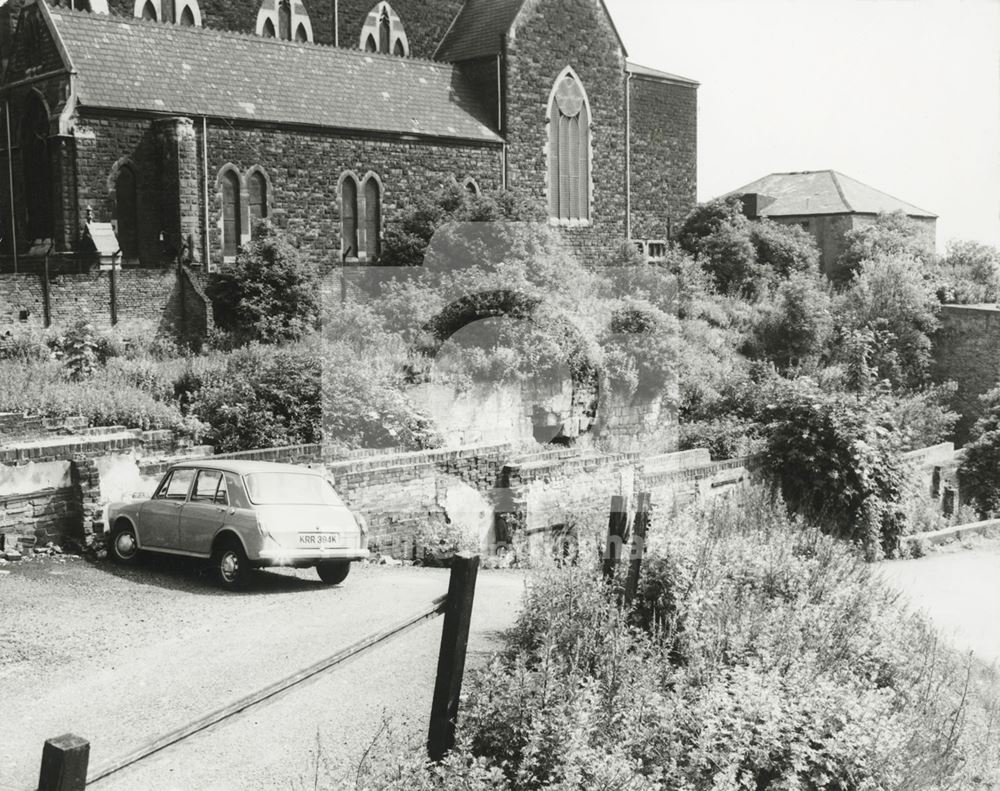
[222,170,241,259]
[358,2,409,56]
[364,178,382,261]
[341,176,359,260]
[249,171,268,224]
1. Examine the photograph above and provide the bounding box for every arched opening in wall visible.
[178,5,195,25]
[115,166,140,262]
[548,70,591,223]
[262,17,276,36]
[278,0,291,40]
[363,178,381,260]
[221,170,241,259]
[364,33,376,52]
[341,177,358,260]
[141,0,157,20]
[393,38,404,57]
[295,22,307,42]
[463,178,480,196]
[248,171,268,224]
[20,94,51,244]
[378,9,390,53]
[359,2,409,56]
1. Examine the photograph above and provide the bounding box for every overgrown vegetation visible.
[352,490,1000,790]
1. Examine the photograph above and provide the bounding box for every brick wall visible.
[932,304,1000,444]
[0,275,45,329]
[628,75,697,242]
[504,0,628,266]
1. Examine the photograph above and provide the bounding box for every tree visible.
[958,387,1000,517]
[836,210,935,281]
[930,239,1000,304]
[750,219,820,277]
[835,254,940,390]
[750,272,833,371]
[206,221,320,345]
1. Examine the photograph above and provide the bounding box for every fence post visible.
[428,552,479,763]
[38,734,89,791]
[624,492,651,606]
[602,495,628,581]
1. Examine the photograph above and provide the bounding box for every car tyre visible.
[214,537,250,591]
[109,520,140,565]
[316,562,350,586]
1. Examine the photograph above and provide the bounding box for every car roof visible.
[168,460,326,476]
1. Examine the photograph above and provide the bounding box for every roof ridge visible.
[48,5,454,68]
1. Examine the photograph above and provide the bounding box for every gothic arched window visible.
[178,5,195,25]
[262,17,276,37]
[364,177,382,260]
[547,69,591,223]
[141,0,157,20]
[256,0,312,42]
[115,165,139,261]
[221,170,241,259]
[341,176,359,260]
[20,94,51,242]
[358,2,408,56]
[278,0,291,40]
[248,170,268,224]
[295,23,308,42]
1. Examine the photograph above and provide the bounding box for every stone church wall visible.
[504,0,629,266]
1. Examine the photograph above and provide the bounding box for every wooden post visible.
[428,552,479,763]
[38,734,89,791]
[602,495,628,581]
[624,492,651,606]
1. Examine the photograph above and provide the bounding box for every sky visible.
[606,0,1000,251]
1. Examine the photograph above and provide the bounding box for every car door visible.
[178,469,229,556]
[139,468,194,548]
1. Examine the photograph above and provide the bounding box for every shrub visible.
[958,386,1000,517]
[750,218,820,277]
[931,239,1000,304]
[749,272,833,370]
[49,318,99,381]
[206,221,320,345]
[761,378,906,560]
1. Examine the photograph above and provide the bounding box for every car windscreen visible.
[243,473,345,506]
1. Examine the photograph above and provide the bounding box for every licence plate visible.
[299,533,339,547]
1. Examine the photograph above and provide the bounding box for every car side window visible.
[192,470,225,504]
[224,473,249,509]
[158,468,195,501]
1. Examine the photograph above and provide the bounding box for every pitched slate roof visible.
[45,5,502,142]
[435,0,525,62]
[727,170,936,219]
[626,61,699,87]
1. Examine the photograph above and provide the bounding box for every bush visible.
[355,490,1000,791]
[749,272,833,370]
[958,386,1000,517]
[761,378,906,560]
[206,222,320,345]
[931,239,1000,304]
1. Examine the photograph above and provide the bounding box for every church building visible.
[0,0,697,330]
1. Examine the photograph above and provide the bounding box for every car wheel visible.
[214,538,249,591]
[109,520,140,565]
[316,562,350,586]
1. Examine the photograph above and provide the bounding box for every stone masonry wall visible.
[504,0,628,266]
[628,75,697,243]
[932,304,1000,445]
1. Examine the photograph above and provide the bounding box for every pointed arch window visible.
[364,178,382,261]
[547,70,591,223]
[178,5,195,25]
[256,0,312,42]
[248,171,268,224]
[359,2,408,56]
[141,0,157,20]
[20,94,52,243]
[115,165,140,261]
[221,170,241,259]
[341,176,359,260]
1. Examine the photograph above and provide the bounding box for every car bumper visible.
[255,548,370,567]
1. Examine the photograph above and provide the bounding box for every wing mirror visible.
[130,491,148,500]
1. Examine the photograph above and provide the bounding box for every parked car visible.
[104,460,369,590]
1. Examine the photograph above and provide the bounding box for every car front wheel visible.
[109,521,140,564]
[214,538,249,591]
[316,562,350,586]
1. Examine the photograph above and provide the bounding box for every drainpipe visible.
[5,101,17,273]
[625,69,632,244]
[201,116,209,271]
[498,51,508,190]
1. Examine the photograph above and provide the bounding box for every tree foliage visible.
[749,272,833,371]
[207,221,320,345]
[836,210,935,281]
[958,387,1000,517]
[930,239,1000,304]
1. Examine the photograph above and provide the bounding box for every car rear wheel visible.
[109,520,140,565]
[214,538,249,591]
[316,562,350,585]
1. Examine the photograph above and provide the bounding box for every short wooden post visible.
[602,495,628,581]
[428,553,480,762]
[38,734,89,791]
[624,492,651,605]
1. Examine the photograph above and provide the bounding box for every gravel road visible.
[0,554,526,791]
[879,540,1000,666]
